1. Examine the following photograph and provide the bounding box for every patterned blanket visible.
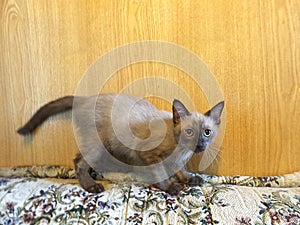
[0,166,299,224]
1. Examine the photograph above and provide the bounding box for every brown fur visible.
[18,94,224,195]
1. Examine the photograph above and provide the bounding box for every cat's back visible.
[97,94,159,120]
[74,94,160,127]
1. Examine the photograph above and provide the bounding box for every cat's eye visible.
[203,129,212,137]
[185,128,194,137]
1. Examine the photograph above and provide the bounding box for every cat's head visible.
[172,100,224,153]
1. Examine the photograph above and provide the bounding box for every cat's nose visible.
[195,144,206,152]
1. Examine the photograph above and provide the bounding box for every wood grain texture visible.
[0,0,299,176]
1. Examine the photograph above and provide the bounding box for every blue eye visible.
[203,129,212,137]
[185,128,194,137]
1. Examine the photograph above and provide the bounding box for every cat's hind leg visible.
[74,153,104,193]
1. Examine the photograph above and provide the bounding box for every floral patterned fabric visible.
[0,166,299,225]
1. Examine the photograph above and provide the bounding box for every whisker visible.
[204,144,224,168]
[208,149,219,168]
[209,149,223,162]
[197,142,226,171]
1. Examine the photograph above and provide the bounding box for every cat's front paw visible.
[187,176,204,186]
[166,182,184,196]
[86,183,105,193]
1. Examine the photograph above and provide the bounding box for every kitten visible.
[17,94,224,195]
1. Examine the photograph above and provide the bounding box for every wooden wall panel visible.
[0,0,299,176]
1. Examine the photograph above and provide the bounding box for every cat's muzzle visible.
[195,144,207,153]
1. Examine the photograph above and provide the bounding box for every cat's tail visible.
[17,96,75,135]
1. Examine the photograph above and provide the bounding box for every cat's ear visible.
[172,99,190,124]
[205,101,224,125]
